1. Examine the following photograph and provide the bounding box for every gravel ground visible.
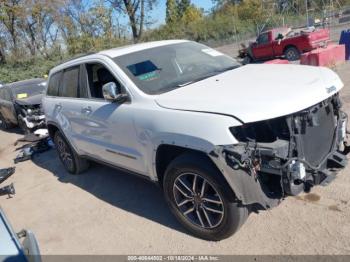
[1,59,350,255]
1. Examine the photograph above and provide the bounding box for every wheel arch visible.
[154,144,236,202]
[47,122,59,139]
[47,121,80,155]
[283,44,300,54]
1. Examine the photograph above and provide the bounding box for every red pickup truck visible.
[238,27,330,63]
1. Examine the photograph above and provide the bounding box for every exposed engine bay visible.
[211,93,349,209]
[15,100,46,133]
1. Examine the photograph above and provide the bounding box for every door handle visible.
[81,106,92,114]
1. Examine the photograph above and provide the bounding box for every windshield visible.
[113,42,240,95]
[11,80,46,99]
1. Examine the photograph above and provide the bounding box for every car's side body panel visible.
[0,87,17,125]
[44,91,241,179]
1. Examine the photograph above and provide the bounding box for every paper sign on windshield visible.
[17,93,28,99]
[202,49,223,57]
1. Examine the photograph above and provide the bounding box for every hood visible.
[155,64,343,123]
[15,93,43,106]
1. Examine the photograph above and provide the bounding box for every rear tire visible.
[54,130,89,174]
[163,153,248,241]
[284,46,300,61]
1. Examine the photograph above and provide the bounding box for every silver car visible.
[43,40,348,240]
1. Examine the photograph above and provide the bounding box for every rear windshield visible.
[11,81,46,99]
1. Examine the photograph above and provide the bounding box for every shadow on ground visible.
[1,127,24,136]
[31,149,186,234]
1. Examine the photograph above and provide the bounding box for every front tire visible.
[163,153,248,241]
[54,131,89,174]
[242,55,252,65]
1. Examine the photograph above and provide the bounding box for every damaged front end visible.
[15,96,46,133]
[210,93,349,209]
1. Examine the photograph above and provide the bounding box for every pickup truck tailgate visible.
[307,28,330,43]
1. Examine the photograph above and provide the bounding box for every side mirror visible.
[102,82,128,103]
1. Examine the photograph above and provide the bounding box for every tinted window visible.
[60,66,79,98]
[79,65,89,99]
[47,72,62,96]
[257,33,269,44]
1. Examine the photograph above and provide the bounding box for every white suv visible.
[43,40,348,241]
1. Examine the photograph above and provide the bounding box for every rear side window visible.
[60,66,80,98]
[47,72,62,96]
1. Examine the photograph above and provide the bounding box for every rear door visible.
[51,65,91,153]
[0,87,17,124]
[252,32,274,59]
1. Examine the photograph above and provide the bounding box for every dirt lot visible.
[1,62,350,255]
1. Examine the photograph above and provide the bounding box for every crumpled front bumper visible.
[18,114,46,132]
[209,101,349,210]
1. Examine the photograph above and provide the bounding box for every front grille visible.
[297,102,336,166]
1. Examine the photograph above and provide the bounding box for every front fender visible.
[142,109,242,180]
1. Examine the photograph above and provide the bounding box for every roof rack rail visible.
[57,52,96,66]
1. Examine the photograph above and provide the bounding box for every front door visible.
[76,62,147,175]
[252,32,273,60]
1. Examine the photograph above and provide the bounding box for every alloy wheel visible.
[286,49,299,61]
[56,136,74,171]
[173,172,225,229]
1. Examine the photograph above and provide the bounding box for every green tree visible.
[0,0,22,56]
[166,0,177,24]
[177,0,191,18]
[181,5,202,25]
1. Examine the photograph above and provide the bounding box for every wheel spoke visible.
[174,184,192,198]
[202,197,222,205]
[196,210,205,227]
[202,208,213,228]
[177,177,193,195]
[183,206,195,215]
[177,198,193,207]
[203,204,224,214]
[200,180,206,197]
[192,174,197,193]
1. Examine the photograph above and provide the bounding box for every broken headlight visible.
[230,117,290,143]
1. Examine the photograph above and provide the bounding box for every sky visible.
[150,0,215,26]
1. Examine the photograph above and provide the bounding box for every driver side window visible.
[84,63,122,99]
[257,33,269,45]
